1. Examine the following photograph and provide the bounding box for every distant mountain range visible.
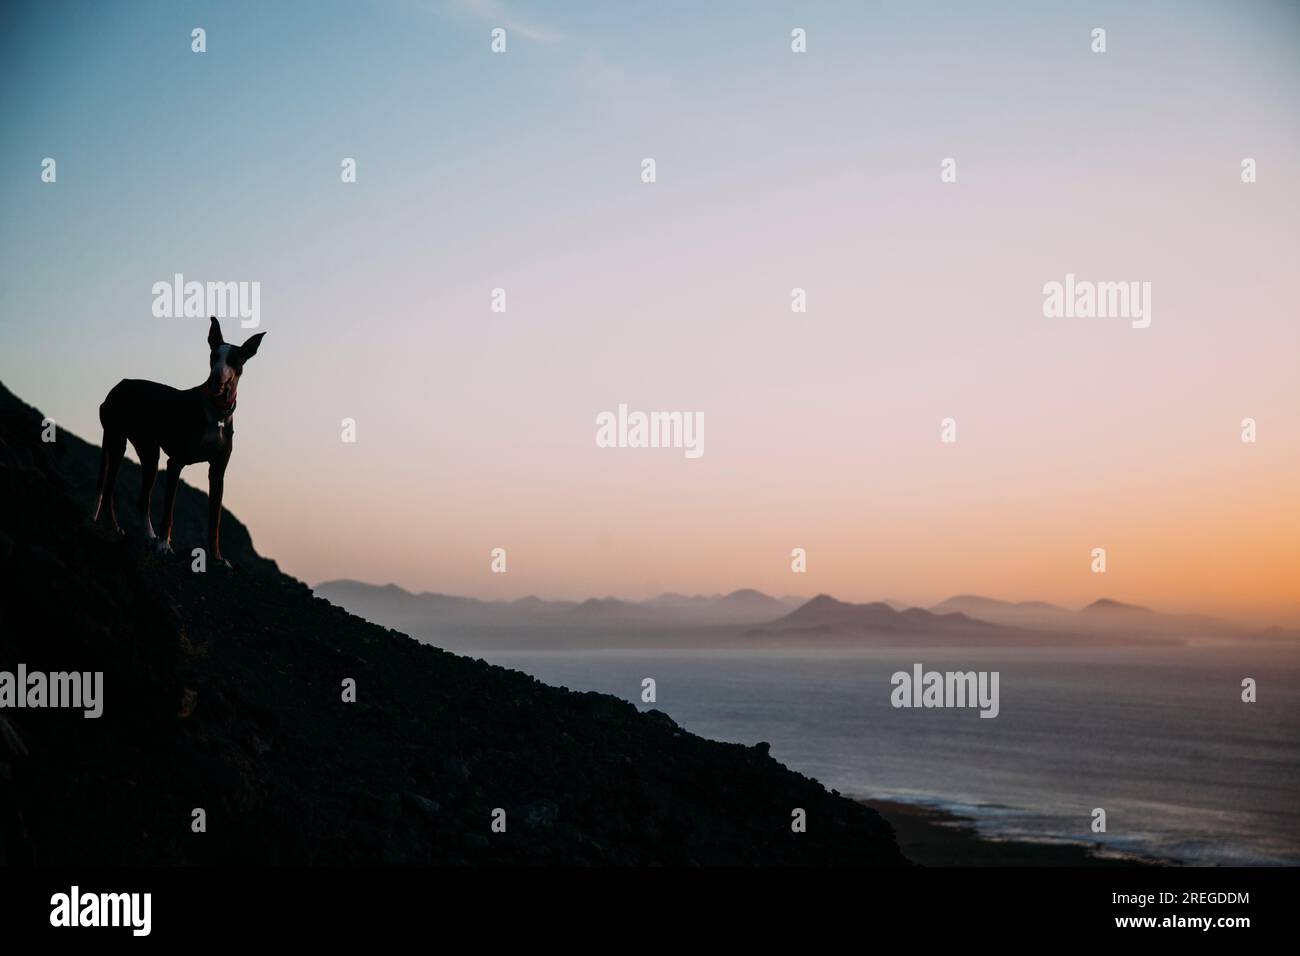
[315,581,1294,650]
[313,580,806,634]
[738,594,1026,646]
[927,594,1253,639]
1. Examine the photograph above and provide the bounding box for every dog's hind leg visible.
[92,437,111,521]
[95,429,127,534]
[136,442,160,544]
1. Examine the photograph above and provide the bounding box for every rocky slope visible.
[0,382,906,866]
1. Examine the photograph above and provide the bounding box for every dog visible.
[93,317,265,566]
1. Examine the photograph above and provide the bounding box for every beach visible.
[869,800,1166,867]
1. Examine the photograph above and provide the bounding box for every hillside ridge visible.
[0,381,905,866]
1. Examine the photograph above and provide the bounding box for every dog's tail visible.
[98,380,126,430]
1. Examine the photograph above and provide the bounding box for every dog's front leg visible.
[207,461,229,567]
[156,460,183,554]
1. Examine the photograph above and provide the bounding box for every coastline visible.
[867,799,1171,867]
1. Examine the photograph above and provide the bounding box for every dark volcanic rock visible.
[0,381,906,866]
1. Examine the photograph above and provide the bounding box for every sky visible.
[2,1,1298,624]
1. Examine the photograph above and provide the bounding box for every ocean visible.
[478,643,1300,865]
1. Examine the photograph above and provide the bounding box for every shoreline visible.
[866,799,1171,867]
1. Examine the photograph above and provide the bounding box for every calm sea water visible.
[478,644,1300,865]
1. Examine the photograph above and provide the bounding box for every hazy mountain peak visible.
[1083,598,1150,613]
[940,593,1011,607]
[315,578,410,595]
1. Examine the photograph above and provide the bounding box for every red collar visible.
[204,388,237,420]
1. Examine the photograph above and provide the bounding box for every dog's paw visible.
[152,539,174,556]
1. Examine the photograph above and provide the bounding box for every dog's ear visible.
[240,332,265,360]
[208,316,224,349]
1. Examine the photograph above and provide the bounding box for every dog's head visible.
[206,317,265,414]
